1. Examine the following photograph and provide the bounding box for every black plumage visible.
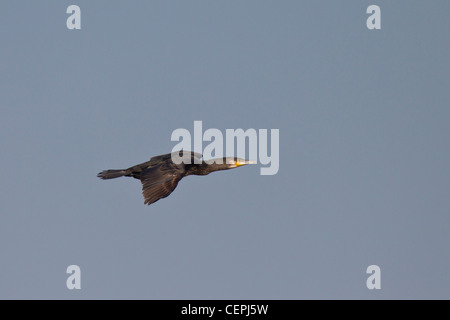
[97,151,254,206]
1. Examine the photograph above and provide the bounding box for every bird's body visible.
[97,151,255,206]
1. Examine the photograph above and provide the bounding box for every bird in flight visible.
[97,151,255,206]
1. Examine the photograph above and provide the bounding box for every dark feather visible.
[140,163,183,205]
[97,150,251,206]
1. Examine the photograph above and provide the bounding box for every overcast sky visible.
[0,1,449,299]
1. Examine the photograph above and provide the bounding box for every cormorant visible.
[97,151,255,206]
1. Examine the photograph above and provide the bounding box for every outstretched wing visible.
[140,163,183,206]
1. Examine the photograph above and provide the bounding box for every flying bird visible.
[97,151,255,206]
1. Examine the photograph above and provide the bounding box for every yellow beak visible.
[236,160,257,167]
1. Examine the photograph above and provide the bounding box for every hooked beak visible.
[236,160,257,167]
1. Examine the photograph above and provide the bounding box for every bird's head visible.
[204,157,256,168]
[186,157,256,176]
[225,157,257,168]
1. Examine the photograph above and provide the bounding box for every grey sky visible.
[0,1,449,299]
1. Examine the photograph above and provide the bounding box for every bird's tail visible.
[97,169,127,180]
